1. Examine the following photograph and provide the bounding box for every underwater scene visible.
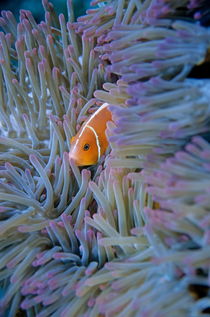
[0,0,210,316]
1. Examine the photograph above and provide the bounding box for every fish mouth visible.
[69,152,80,166]
[69,152,86,166]
[69,152,93,167]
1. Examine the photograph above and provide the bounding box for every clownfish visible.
[69,103,112,166]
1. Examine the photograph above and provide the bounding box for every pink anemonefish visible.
[69,103,112,166]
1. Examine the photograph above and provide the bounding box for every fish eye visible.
[83,143,90,151]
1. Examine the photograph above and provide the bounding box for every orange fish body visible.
[69,103,112,166]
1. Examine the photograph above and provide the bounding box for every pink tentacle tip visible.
[21,299,33,310]
[0,17,6,26]
[75,229,82,239]
[48,280,58,290]
[69,157,76,165]
[84,210,90,218]
[61,214,71,224]
[82,168,91,177]
[85,265,97,277]
[34,295,43,304]
[29,154,37,162]
[38,60,46,72]
[130,227,142,235]
[62,151,69,160]
[32,260,39,267]
[6,260,16,269]
[104,262,113,270]
[151,256,162,265]
[49,220,56,228]
[22,113,29,120]
[35,281,47,290]
[53,252,68,260]
[36,251,45,260]
[4,162,11,169]
[57,221,65,228]
[87,298,95,307]
[61,288,69,297]
[111,281,121,291]
[87,229,94,239]
[12,78,19,85]
[21,287,31,296]
[43,297,57,306]
[18,225,28,233]
[10,276,19,284]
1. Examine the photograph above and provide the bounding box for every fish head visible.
[69,126,99,166]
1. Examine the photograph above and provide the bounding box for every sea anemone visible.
[1,0,210,316]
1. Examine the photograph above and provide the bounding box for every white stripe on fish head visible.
[77,102,109,140]
[72,103,108,160]
[86,125,101,161]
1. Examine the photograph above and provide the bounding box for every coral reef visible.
[0,0,210,316]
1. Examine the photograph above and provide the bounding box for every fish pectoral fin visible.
[70,136,76,144]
